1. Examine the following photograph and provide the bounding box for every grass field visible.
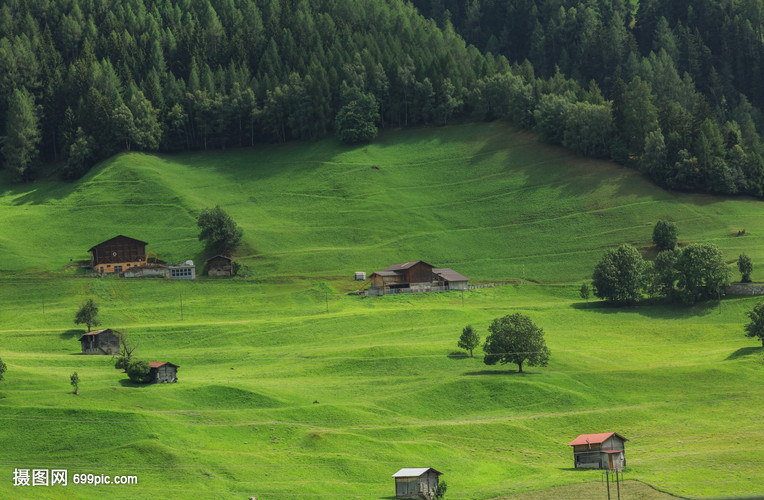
[0,123,763,499]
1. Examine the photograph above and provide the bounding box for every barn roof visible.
[149,362,179,368]
[383,260,434,271]
[372,270,400,277]
[88,235,147,252]
[77,329,114,341]
[568,432,628,446]
[392,468,442,478]
[433,268,469,282]
[206,254,232,263]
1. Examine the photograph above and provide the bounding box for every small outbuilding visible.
[78,329,121,355]
[168,260,196,279]
[392,467,442,499]
[433,268,470,290]
[354,271,366,281]
[149,362,179,383]
[568,432,628,470]
[206,255,233,277]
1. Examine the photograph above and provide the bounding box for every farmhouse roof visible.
[391,468,442,478]
[206,255,232,263]
[433,268,469,282]
[372,270,400,277]
[149,362,178,368]
[77,329,112,341]
[568,432,628,446]
[88,235,147,252]
[383,261,434,271]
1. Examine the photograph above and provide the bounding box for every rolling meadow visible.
[0,122,762,499]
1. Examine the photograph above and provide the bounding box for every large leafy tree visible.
[744,302,764,347]
[592,244,647,304]
[674,244,730,304]
[483,313,550,373]
[335,86,379,144]
[652,220,678,251]
[2,88,41,180]
[197,206,243,256]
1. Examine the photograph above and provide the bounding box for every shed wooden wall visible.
[403,262,434,283]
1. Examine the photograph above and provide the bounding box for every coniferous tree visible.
[2,87,40,180]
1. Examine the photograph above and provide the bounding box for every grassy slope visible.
[0,123,762,499]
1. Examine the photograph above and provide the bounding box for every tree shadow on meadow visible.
[60,329,85,339]
[725,346,762,360]
[570,298,721,319]
[117,379,151,388]
[447,351,469,360]
[463,369,533,376]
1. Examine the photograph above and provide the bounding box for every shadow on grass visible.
[117,379,151,388]
[60,329,84,339]
[570,298,722,319]
[447,351,469,360]
[463,369,528,376]
[726,346,762,360]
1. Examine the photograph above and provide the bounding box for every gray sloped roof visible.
[392,467,442,478]
[383,260,435,271]
[433,268,469,282]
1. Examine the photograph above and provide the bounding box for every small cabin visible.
[78,329,121,355]
[354,271,366,281]
[392,468,442,499]
[89,235,147,274]
[568,432,628,470]
[149,362,179,383]
[206,255,233,277]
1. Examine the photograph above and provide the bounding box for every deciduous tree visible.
[74,298,100,332]
[197,206,243,255]
[592,244,646,304]
[483,313,550,373]
[744,302,764,347]
[738,253,753,283]
[457,325,480,357]
[652,220,678,251]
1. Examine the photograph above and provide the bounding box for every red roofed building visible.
[149,362,179,383]
[368,261,469,295]
[568,432,628,470]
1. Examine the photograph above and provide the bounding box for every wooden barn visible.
[149,362,179,383]
[89,235,147,274]
[433,268,470,290]
[206,255,233,277]
[568,432,628,470]
[392,468,442,499]
[78,329,120,355]
[369,261,469,295]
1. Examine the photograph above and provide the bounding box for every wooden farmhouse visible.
[392,467,443,499]
[206,255,233,277]
[78,329,121,355]
[369,261,469,295]
[89,235,147,274]
[568,432,628,470]
[149,362,179,383]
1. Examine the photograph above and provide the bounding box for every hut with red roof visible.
[149,362,179,383]
[568,432,628,470]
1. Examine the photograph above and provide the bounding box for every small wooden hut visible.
[392,467,442,499]
[149,362,179,383]
[568,432,628,470]
[78,329,121,355]
[206,255,233,277]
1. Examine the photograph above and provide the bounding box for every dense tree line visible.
[412,0,764,197]
[0,0,494,180]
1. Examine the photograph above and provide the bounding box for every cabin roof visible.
[77,329,114,341]
[372,270,400,277]
[383,260,434,271]
[392,467,442,478]
[149,361,178,368]
[568,432,628,446]
[88,235,147,252]
[433,268,469,282]
[206,255,232,263]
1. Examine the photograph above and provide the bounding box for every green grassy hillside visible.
[2,122,763,282]
[0,123,762,499]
